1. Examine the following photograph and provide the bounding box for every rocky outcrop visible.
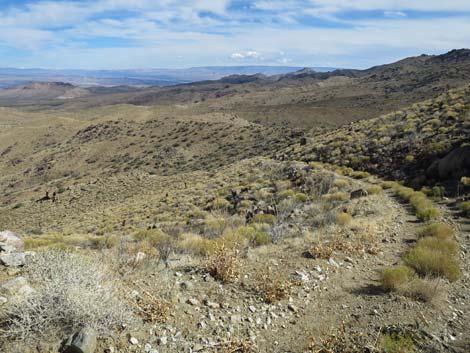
[427,146,470,180]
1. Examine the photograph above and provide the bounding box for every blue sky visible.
[0,0,469,69]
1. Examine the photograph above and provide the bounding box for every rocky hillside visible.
[288,85,470,190]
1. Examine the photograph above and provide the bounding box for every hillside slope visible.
[288,85,470,189]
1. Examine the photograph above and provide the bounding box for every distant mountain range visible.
[0,66,337,89]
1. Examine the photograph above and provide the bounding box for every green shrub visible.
[409,192,440,221]
[417,223,454,240]
[403,246,460,281]
[294,192,309,203]
[380,266,415,292]
[367,185,383,195]
[252,213,277,225]
[324,192,349,202]
[416,236,459,255]
[278,189,295,199]
[459,201,470,217]
[381,332,415,353]
[460,176,470,186]
[335,212,352,226]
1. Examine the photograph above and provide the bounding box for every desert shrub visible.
[333,178,349,189]
[211,197,230,211]
[252,267,294,303]
[234,225,271,247]
[178,233,215,256]
[416,237,459,255]
[402,278,447,304]
[380,332,415,353]
[430,186,445,198]
[294,192,309,202]
[367,185,383,195]
[0,250,135,342]
[403,246,460,281]
[336,212,352,226]
[380,266,415,292]
[324,192,349,202]
[350,171,370,179]
[409,192,440,221]
[133,230,174,266]
[204,215,229,238]
[417,223,454,240]
[460,176,470,186]
[207,244,239,283]
[278,189,295,199]
[252,213,277,225]
[459,201,470,216]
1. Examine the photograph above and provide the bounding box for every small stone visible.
[144,343,152,352]
[328,258,339,267]
[230,314,241,323]
[104,347,115,353]
[204,299,220,308]
[157,336,168,345]
[0,296,7,305]
[288,304,298,313]
[129,337,138,345]
[63,327,97,353]
[180,281,193,290]
[249,305,256,313]
[187,298,199,306]
[193,343,204,351]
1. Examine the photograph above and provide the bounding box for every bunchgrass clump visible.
[403,246,460,281]
[380,266,415,292]
[336,212,352,226]
[417,223,454,240]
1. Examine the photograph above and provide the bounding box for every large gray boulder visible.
[0,252,26,267]
[426,146,470,180]
[0,230,24,251]
[63,327,97,353]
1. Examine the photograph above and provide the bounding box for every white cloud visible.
[230,51,261,60]
[384,11,407,19]
[0,0,468,69]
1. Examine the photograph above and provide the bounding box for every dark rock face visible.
[426,146,470,180]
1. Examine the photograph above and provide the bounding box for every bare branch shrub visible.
[0,250,135,342]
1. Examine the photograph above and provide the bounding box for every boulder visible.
[0,276,35,297]
[63,327,97,353]
[350,189,368,199]
[0,243,17,253]
[0,252,26,267]
[0,230,24,251]
[426,146,470,180]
